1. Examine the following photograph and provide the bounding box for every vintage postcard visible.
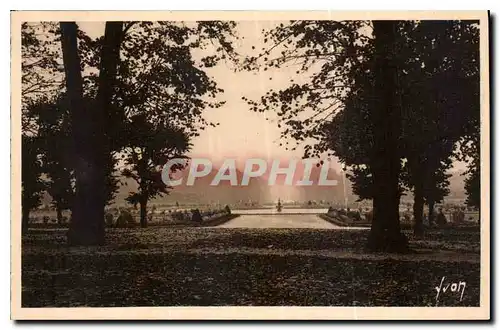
[11,10,490,320]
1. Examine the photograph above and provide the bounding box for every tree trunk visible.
[366,20,408,253]
[140,199,148,228]
[61,22,123,246]
[22,209,30,235]
[413,185,425,237]
[60,22,104,246]
[56,207,63,225]
[96,22,124,208]
[428,200,435,227]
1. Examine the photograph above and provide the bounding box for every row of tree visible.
[21,20,481,251]
[21,21,238,243]
[244,20,480,251]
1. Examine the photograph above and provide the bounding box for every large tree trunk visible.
[95,22,124,208]
[366,20,408,253]
[413,184,425,237]
[62,22,123,246]
[140,199,148,228]
[61,22,104,246]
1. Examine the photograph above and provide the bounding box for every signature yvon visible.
[435,276,466,305]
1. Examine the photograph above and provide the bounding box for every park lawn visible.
[21,227,480,307]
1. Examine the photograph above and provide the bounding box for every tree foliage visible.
[242,20,370,156]
[243,20,479,195]
[21,20,240,241]
[243,19,480,246]
[21,135,45,232]
[96,21,238,226]
[21,23,63,133]
[121,115,190,227]
[33,96,74,221]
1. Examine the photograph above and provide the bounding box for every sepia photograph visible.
[10,10,490,320]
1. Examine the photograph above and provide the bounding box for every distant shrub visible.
[224,205,231,215]
[116,210,134,228]
[191,209,202,223]
[365,211,373,222]
[126,211,136,225]
[105,213,114,227]
[42,216,50,224]
[348,211,361,222]
[171,211,183,221]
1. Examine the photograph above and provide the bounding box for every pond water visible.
[219,213,370,230]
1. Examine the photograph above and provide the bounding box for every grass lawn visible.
[21,226,480,307]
